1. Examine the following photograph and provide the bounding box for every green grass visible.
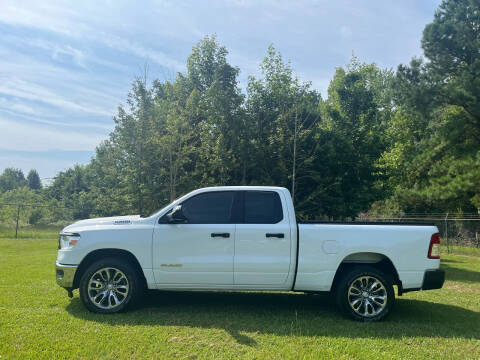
[0,225,62,239]
[443,245,480,257]
[0,238,479,360]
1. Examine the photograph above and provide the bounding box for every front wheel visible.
[335,266,394,322]
[79,258,141,313]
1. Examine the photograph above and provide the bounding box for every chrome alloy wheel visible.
[87,267,129,309]
[347,275,387,317]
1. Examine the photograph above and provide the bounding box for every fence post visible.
[444,212,449,254]
[15,204,21,239]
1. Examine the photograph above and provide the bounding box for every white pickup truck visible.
[56,186,444,321]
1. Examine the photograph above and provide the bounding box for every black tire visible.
[79,257,142,314]
[334,266,394,322]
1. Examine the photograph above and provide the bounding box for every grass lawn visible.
[0,225,61,239]
[0,237,479,359]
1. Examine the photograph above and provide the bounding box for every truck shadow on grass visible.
[66,290,479,346]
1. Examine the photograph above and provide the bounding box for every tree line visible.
[0,0,478,227]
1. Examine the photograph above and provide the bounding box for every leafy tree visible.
[27,169,42,190]
[0,187,44,226]
[47,165,96,219]
[0,168,27,193]
[159,81,196,201]
[246,45,321,205]
[381,0,480,214]
[88,140,135,217]
[187,35,246,187]
[28,209,43,225]
[318,59,394,218]
[90,36,246,216]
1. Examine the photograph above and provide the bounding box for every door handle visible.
[211,232,230,238]
[266,233,284,238]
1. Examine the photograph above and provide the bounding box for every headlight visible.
[58,233,80,249]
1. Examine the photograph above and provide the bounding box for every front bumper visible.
[422,269,445,290]
[55,261,78,288]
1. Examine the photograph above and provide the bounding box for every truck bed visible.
[298,220,435,226]
[294,222,439,292]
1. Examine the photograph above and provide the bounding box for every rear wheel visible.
[79,258,141,313]
[335,266,394,322]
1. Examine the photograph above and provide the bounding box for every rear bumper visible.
[55,261,77,288]
[422,269,445,290]
[399,268,445,295]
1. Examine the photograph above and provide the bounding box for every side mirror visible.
[166,205,188,224]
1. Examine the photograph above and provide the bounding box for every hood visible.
[62,215,142,232]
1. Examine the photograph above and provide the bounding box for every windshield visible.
[139,193,186,218]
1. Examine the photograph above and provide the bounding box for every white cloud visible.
[0,106,112,131]
[98,33,185,71]
[0,46,124,118]
[0,118,106,152]
[23,38,87,69]
[0,77,112,116]
[3,35,86,67]
[0,1,187,70]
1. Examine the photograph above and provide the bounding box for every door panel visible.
[234,223,292,285]
[153,223,235,284]
[234,191,292,285]
[152,191,236,285]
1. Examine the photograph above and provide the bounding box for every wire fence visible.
[357,213,480,251]
[0,202,90,239]
[1,202,479,251]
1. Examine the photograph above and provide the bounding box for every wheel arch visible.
[330,252,401,292]
[73,248,147,289]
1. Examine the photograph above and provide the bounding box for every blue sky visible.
[0,0,441,183]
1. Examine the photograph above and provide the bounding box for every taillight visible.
[428,232,440,259]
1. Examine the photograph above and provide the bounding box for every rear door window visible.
[244,191,283,224]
